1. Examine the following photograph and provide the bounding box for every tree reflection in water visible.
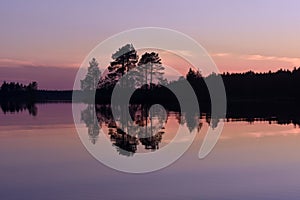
[0,101,37,116]
[81,104,99,144]
[81,104,202,156]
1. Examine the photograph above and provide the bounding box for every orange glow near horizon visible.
[2,51,299,75]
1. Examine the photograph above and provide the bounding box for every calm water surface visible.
[1,103,300,200]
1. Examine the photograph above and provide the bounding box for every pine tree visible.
[106,44,138,88]
[136,52,165,89]
[81,58,101,91]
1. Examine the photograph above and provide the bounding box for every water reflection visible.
[0,101,37,116]
[2,101,300,155]
[81,104,99,144]
[80,104,201,155]
[80,102,300,155]
[1,103,300,200]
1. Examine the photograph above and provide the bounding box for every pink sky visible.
[1,0,300,89]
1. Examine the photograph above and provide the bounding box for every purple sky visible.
[1,0,300,89]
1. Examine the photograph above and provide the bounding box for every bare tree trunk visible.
[150,64,153,89]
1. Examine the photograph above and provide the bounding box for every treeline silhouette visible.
[92,67,300,111]
[221,68,300,100]
[171,67,300,102]
[0,81,38,115]
[2,67,300,118]
[0,81,37,99]
[3,68,300,104]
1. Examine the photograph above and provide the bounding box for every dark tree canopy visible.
[99,44,139,89]
[1,81,38,92]
[136,52,165,88]
[108,44,138,79]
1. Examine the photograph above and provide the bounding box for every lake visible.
[1,103,300,200]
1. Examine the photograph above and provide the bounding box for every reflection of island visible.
[87,101,300,156]
[0,81,38,116]
[80,103,203,156]
[106,104,167,156]
[139,131,163,150]
[81,104,99,144]
[0,101,37,116]
[109,128,139,156]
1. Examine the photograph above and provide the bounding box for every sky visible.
[1,0,300,89]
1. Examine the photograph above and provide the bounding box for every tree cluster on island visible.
[79,43,300,106]
[80,44,166,92]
